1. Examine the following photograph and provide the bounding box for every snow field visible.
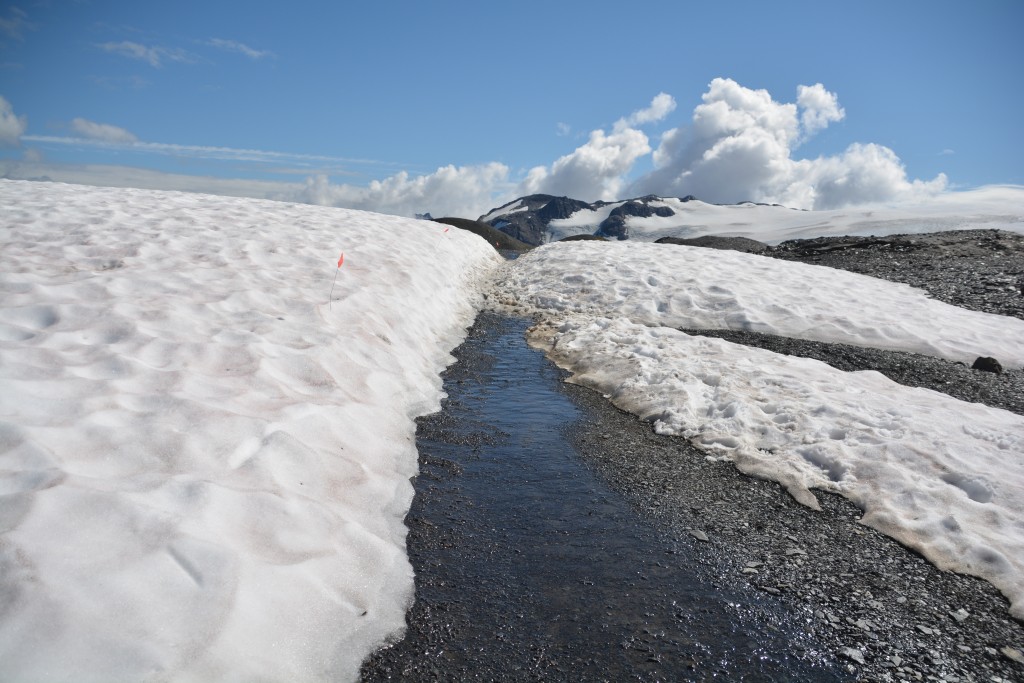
[0,180,503,682]
[538,186,1024,244]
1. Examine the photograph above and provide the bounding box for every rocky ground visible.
[566,383,1024,683]
[765,228,1024,321]
[568,228,1024,682]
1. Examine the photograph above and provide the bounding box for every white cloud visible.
[295,163,516,218]
[208,38,274,60]
[633,78,946,209]
[618,92,677,129]
[789,142,948,209]
[71,118,138,145]
[97,41,195,68]
[519,126,651,202]
[22,133,400,173]
[0,95,27,146]
[797,83,844,137]
[0,156,515,219]
[5,81,952,216]
[0,159,298,197]
[556,122,571,137]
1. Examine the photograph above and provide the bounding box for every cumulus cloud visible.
[790,142,947,208]
[633,78,946,209]
[797,83,844,137]
[0,95,27,146]
[294,163,515,218]
[7,81,950,216]
[208,38,274,60]
[97,41,195,68]
[618,92,677,129]
[71,118,138,145]
[519,93,676,201]
[518,126,650,202]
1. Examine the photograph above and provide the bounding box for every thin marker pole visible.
[330,252,344,309]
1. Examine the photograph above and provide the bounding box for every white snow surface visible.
[497,240,1024,618]
[496,241,1024,368]
[542,186,1024,243]
[0,180,502,682]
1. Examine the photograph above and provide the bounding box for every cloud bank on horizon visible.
[0,79,958,217]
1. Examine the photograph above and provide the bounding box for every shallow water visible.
[362,312,847,681]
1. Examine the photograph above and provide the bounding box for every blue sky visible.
[1,0,1022,217]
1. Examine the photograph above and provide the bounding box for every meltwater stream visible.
[361,313,847,682]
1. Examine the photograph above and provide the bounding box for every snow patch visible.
[527,316,1024,619]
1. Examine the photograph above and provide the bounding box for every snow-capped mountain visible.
[477,188,1024,245]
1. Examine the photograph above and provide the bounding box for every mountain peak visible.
[477,194,692,246]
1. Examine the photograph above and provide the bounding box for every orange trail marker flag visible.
[329,252,344,309]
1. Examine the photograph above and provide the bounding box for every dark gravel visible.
[765,228,1024,321]
[565,382,1024,683]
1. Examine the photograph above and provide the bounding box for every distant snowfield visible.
[4,180,1024,683]
[498,240,1024,620]
[0,180,502,682]
[542,185,1024,243]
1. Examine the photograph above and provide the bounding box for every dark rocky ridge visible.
[432,216,533,252]
[596,199,676,240]
[656,234,770,254]
[479,194,694,246]
[477,193,802,246]
[479,194,574,246]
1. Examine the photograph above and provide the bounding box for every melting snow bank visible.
[527,316,1024,619]
[494,240,1024,368]
[493,241,1024,620]
[0,180,503,682]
